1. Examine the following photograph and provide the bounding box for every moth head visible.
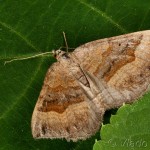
[52,50,69,60]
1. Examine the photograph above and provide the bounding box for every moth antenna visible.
[63,31,69,53]
[4,51,53,65]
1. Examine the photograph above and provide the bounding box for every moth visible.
[31,30,150,142]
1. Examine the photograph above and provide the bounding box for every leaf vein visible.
[0,59,44,120]
[0,20,39,51]
[76,0,128,33]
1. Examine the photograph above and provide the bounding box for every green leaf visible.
[93,92,150,150]
[0,0,150,150]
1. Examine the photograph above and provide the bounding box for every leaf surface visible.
[0,0,150,150]
[93,92,150,150]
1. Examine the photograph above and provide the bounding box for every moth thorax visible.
[52,50,69,60]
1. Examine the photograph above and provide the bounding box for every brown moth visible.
[31,30,150,142]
